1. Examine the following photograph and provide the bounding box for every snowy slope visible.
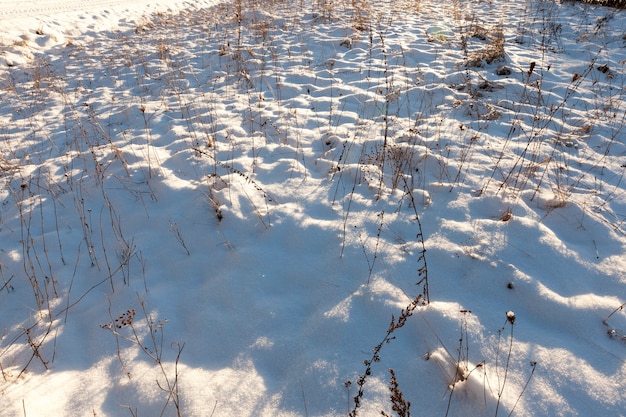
[1,0,625,416]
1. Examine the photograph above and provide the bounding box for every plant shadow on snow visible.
[1,0,626,416]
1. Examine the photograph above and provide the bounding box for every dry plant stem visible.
[106,296,132,378]
[100,206,116,292]
[494,318,515,417]
[348,292,425,417]
[0,264,15,294]
[169,220,191,255]
[299,380,310,417]
[361,210,384,284]
[58,251,131,319]
[101,295,185,416]
[400,177,430,304]
[377,29,391,199]
[192,145,277,227]
[73,180,100,268]
[339,166,360,259]
[507,361,537,417]
[13,180,44,313]
[603,301,626,324]
[444,310,472,417]
[345,381,352,415]
[349,213,428,417]
[157,343,184,417]
[17,321,52,379]
[381,368,411,417]
[121,405,138,417]
[62,243,83,323]
[137,296,184,417]
[100,191,137,285]
[49,180,66,265]
[35,177,59,297]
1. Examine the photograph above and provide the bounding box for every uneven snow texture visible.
[1,0,626,416]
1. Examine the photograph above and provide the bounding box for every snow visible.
[0,0,625,416]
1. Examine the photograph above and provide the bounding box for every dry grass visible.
[0,0,624,415]
[566,0,626,8]
[466,24,505,67]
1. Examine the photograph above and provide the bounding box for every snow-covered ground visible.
[1,0,625,416]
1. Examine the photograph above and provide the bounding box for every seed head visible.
[506,310,516,324]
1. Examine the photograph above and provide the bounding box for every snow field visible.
[1,0,626,416]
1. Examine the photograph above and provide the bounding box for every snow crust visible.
[1,0,625,416]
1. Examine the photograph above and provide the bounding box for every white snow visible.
[1,0,625,416]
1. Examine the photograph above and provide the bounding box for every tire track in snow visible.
[0,0,170,20]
